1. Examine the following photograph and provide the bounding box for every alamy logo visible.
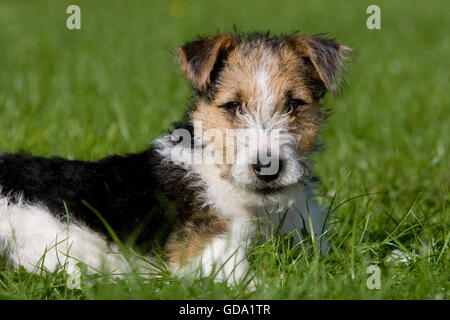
[66,5,81,30]
[66,265,82,289]
[366,5,381,30]
[169,121,282,175]
[366,265,381,289]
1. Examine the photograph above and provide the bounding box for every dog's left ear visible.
[177,35,235,93]
[290,35,353,97]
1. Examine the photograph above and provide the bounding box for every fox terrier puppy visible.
[0,32,352,285]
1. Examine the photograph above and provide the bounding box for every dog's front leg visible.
[166,209,255,286]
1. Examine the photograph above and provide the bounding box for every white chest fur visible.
[179,163,328,285]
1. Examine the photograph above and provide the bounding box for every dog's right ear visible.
[176,35,235,93]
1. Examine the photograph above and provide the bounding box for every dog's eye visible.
[285,98,306,114]
[220,101,241,109]
[219,101,241,116]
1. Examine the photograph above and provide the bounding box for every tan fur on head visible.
[177,35,235,93]
[176,32,352,192]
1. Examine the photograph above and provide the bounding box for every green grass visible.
[0,0,448,299]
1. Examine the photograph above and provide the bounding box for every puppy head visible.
[176,32,352,194]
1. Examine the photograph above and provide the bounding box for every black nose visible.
[252,157,283,182]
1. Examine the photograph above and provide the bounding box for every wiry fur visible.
[0,31,352,285]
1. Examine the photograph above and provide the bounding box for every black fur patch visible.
[0,140,205,253]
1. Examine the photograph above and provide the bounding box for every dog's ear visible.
[177,35,235,93]
[290,35,353,97]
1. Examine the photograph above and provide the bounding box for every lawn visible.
[0,0,448,299]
